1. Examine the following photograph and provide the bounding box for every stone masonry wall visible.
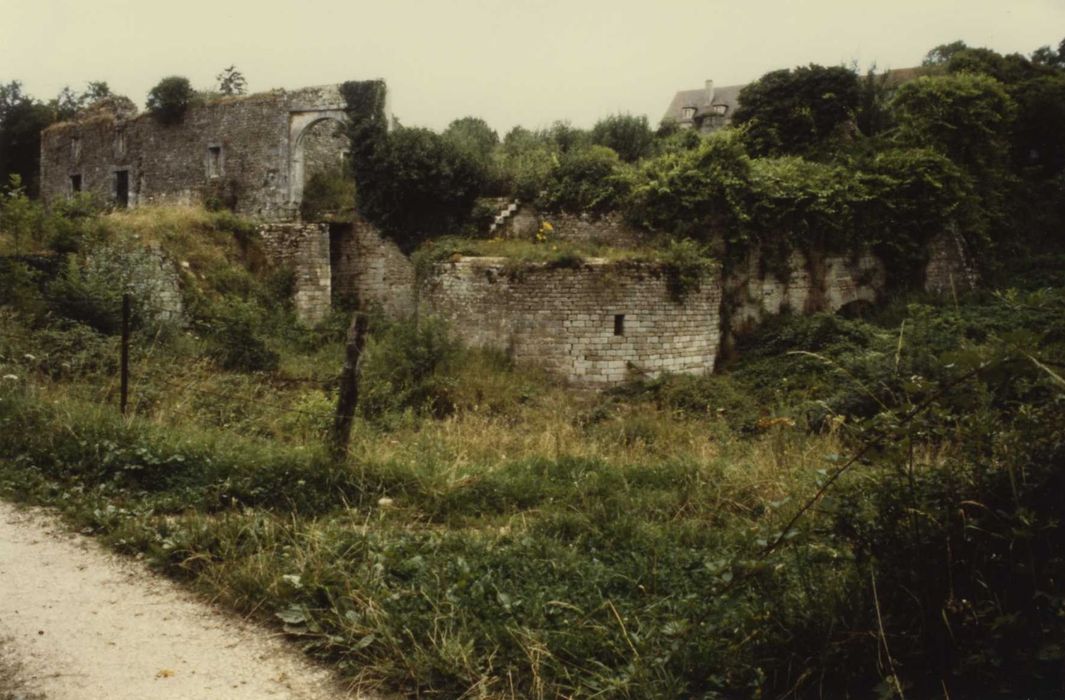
[259,223,331,324]
[499,205,643,248]
[725,248,887,337]
[40,85,350,222]
[422,258,722,385]
[330,218,416,316]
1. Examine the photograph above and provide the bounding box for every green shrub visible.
[590,113,656,162]
[202,296,279,372]
[538,145,633,215]
[300,166,356,222]
[146,76,195,125]
[660,237,716,301]
[359,316,459,419]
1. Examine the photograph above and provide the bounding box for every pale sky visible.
[2,0,1063,134]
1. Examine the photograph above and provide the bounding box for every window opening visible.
[207,146,222,178]
[70,174,82,193]
[614,314,625,336]
[114,170,129,208]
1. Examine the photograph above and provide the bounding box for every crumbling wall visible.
[498,205,643,247]
[422,258,722,385]
[259,222,331,324]
[725,248,886,337]
[40,86,351,221]
[329,218,416,316]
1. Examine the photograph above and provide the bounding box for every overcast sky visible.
[2,0,1063,133]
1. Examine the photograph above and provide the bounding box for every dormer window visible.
[681,107,696,120]
[713,104,727,115]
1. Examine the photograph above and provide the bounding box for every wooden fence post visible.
[120,292,131,415]
[330,313,368,460]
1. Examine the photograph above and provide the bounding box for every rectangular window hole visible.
[70,174,81,193]
[613,314,625,336]
[207,146,222,178]
[114,170,129,208]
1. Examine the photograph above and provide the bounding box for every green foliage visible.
[858,148,974,284]
[0,82,56,197]
[660,237,716,302]
[45,254,124,333]
[442,116,499,161]
[733,64,861,156]
[626,131,751,240]
[201,296,279,372]
[299,166,356,222]
[745,157,864,255]
[351,126,487,252]
[590,112,656,162]
[359,316,460,419]
[146,76,195,125]
[215,65,247,96]
[891,73,1017,172]
[538,145,632,215]
[499,126,557,200]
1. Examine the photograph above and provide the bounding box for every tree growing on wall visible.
[146,76,195,125]
[215,66,247,96]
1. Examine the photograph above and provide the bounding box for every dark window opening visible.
[114,170,129,208]
[207,146,222,178]
[70,174,82,193]
[614,314,625,336]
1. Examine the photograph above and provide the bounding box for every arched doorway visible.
[287,111,350,212]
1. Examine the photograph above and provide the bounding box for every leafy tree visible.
[443,116,499,161]
[733,64,861,156]
[352,126,487,252]
[1011,74,1065,175]
[891,73,1016,173]
[499,126,556,200]
[589,113,655,162]
[215,66,247,96]
[0,82,56,197]
[538,145,632,215]
[626,131,750,240]
[52,81,113,120]
[922,40,969,66]
[544,120,588,154]
[146,76,195,125]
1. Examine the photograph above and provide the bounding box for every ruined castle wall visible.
[422,258,722,385]
[258,222,331,324]
[329,218,416,317]
[40,86,349,222]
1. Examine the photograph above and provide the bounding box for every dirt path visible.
[0,500,367,700]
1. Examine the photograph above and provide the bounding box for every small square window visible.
[70,174,82,193]
[614,314,625,336]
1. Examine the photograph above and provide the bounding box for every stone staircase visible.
[487,199,521,237]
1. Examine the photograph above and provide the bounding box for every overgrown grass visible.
[3,204,1065,696]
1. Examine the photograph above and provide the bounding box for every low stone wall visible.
[422,258,722,385]
[258,223,331,324]
[498,206,645,248]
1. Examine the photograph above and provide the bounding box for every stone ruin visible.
[39,83,977,386]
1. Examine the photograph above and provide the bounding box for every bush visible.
[202,297,279,372]
[352,127,488,253]
[146,76,195,125]
[359,316,459,419]
[538,145,633,215]
[300,166,356,222]
[590,113,656,162]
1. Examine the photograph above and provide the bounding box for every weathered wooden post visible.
[120,292,131,415]
[329,313,369,460]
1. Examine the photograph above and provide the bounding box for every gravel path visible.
[0,500,366,700]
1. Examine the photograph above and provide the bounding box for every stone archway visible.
[287,110,349,209]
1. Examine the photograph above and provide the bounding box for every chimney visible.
[705,79,715,106]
